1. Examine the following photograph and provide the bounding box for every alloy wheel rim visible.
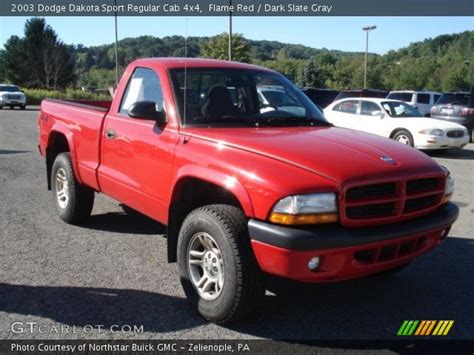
[55,168,69,209]
[396,135,411,145]
[187,232,225,300]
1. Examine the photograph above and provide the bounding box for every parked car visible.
[387,90,441,117]
[301,88,339,108]
[430,91,474,142]
[333,88,388,101]
[324,98,469,150]
[39,58,459,323]
[0,84,26,110]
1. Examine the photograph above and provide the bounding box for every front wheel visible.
[20,104,26,110]
[393,129,414,147]
[177,205,264,324]
[51,152,94,224]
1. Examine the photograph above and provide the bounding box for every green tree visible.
[295,57,325,88]
[3,18,75,89]
[200,33,250,62]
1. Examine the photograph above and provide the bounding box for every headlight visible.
[269,193,338,225]
[445,174,454,196]
[439,165,454,197]
[419,129,444,136]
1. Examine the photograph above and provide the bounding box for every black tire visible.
[177,204,264,324]
[51,152,94,224]
[20,105,26,110]
[0,105,3,110]
[374,262,410,276]
[9,105,14,110]
[392,129,414,147]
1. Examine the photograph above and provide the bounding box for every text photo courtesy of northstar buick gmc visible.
[38,58,459,324]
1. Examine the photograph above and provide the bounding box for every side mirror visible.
[128,101,166,124]
[372,111,385,119]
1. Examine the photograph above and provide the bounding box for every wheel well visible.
[167,178,244,263]
[390,128,407,139]
[46,132,69,190]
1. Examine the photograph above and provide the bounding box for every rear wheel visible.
[177,204,264,324]
[393,129,414,147]
[51,152,94,224]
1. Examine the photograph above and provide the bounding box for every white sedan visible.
[324,98,469,150]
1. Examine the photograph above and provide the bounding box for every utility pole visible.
[362,25,376,89]
[114,0,119,89]
[228,0,232,61]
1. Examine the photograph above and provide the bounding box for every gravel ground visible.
[0,108,473,344]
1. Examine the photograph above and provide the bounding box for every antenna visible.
[183,17,188,128]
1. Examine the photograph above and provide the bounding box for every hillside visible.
[1,24,472,92]
[73,31,473,92]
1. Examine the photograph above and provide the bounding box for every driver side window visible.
[360,101,382,116]
[334,100,360,114]
[120,68,164,116]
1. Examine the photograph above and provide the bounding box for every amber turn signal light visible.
[269,212,338,225]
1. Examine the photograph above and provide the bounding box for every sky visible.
[0,16,473,54]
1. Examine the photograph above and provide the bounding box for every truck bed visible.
[39,99,112,191]
[45,99,112,111]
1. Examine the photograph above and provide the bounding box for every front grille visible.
[404,195,439,213]
[7,94,21,100]
[343,176,444,225]
[447,130,465,138]
[346,182,396,201]
[346,203,395,219]
[406,178,442,195]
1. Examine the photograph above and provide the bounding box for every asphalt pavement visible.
[0,108,473,343]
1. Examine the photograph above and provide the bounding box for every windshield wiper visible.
[192,115,259,125]
[261,117,330,127]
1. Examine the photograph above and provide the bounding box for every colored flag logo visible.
[397,320,454,336]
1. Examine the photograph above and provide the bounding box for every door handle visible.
[106,129,116,140]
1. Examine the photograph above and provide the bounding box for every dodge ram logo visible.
[380,156,396,165]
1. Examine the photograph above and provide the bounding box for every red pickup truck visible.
[38,58,458,323]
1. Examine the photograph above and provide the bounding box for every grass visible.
[24,89,111,105]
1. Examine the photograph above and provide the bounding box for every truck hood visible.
[185,126,443,184]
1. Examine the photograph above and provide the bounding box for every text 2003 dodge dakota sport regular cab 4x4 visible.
[38,58,459,323]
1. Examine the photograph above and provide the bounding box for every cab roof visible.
[131,57,275,72]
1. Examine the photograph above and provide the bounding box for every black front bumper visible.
[248,202,459,251]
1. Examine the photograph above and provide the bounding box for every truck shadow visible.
[229,236,474,340]
[425,148,474,160]
[0,283,203,334]
[83,206,166,235]
[1,237,472,341]
[0,149,32,155]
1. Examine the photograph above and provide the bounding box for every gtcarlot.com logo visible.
[397,320,454,336]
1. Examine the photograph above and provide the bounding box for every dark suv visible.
[431,91,474,142]
[301,88,339,108]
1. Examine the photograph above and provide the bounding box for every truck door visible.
[98,67,179,224]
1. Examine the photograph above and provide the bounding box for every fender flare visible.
[170,164,255,218]
[47,123,83,184]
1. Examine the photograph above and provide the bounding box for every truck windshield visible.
[170,68,328,127]
[0,86,20,92]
